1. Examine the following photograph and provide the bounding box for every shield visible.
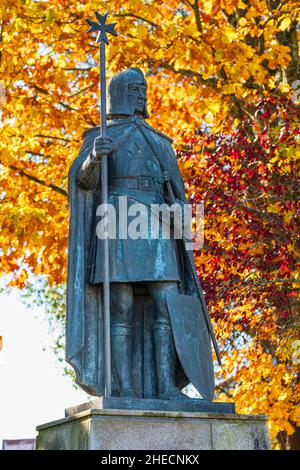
[166,293,215,401]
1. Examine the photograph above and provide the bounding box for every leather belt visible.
[109,176,164,193]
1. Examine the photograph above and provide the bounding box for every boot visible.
[153,323,191,400]
[111,324,136,398]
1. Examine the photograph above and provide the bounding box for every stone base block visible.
[65,397,236,416]
[36,405,270,450]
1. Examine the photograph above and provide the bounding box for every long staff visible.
[87,12,117,397]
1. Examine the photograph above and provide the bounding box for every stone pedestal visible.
[36,399,270,450]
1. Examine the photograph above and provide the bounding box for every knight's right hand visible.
[92,136,113,159]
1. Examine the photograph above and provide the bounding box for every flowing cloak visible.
[66,117,215,398]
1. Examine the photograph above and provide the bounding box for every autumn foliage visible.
[180,96,300,445]
[0,0,300,448]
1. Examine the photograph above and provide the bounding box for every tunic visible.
[77,117,183,283]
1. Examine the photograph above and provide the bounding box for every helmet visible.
[107,67,149,119]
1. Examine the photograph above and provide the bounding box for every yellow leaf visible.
[267,203,281,214]
[215,49,223,61]
[222,83,237,94]
[203,0,213,14]
[208,101,221,114]
[221,26,237,44]
[284,210,293,224]
[279,18,291,31]
[239,17,248,27]
[136,23,148,38]
[279,83,290,93]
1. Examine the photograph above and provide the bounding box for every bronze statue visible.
[66,66,220,402]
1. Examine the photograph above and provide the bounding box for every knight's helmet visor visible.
[107,67,149,119]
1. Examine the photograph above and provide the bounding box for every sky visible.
[0,290,90,445]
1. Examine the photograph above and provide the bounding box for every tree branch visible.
[183,0,194,9]
[36,134,75,143]
[155,60,218,88]
[0,19,4,67]
[113,13,157,28]
[33,85,97,126]
[193,0,203,33]
[69,85,94,98]
[33,85,78,112]
[149,58,262,133]
[55,66,94,72]
[25,150,49,159]
[0,162,68,197]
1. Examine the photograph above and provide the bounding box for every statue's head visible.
[107,67,149,119]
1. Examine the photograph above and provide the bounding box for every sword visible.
[87,12,117,397]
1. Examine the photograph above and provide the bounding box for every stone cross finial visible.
[87,11,117,44]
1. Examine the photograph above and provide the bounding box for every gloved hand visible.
[92,136,113,160]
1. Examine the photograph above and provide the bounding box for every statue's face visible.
[128,82,147,115]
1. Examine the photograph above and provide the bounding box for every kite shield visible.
[166,293,215,401]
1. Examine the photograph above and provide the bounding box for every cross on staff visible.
[87,11,117,398]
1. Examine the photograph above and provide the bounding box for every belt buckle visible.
[139,176,152,191]
[127,178,138,189]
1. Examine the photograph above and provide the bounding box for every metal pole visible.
[99,41,111,398]
[87,11,117,398]
[100,42,107,138]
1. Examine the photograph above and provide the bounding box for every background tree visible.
[0,0,299,448]
[181,96,300,448]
